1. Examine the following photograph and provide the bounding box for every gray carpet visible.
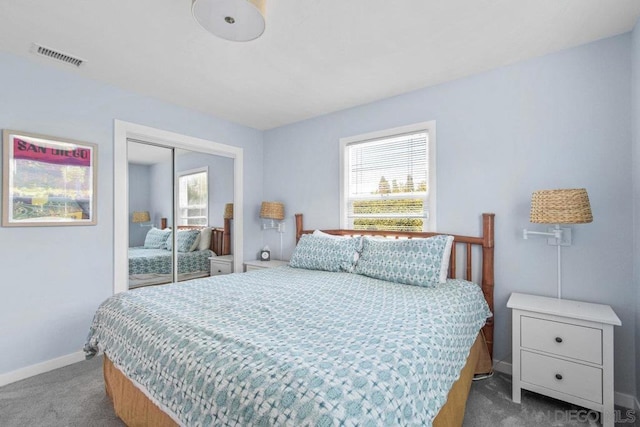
[0,356,123,427]
[0,357,636,426]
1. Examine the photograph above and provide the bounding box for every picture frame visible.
[2,129,98,226]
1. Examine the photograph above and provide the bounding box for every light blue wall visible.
[632,20,640,403]
[149,158,173,228]
[264,34,636,394]
[128,164,152,246]
[0,51,264,375]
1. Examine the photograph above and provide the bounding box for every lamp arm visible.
[523,229,553,239]
[523,227,563,240]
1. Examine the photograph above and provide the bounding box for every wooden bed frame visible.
[160,217,231,256]
[295,212,495,361]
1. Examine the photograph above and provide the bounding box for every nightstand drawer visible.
[521,351,602,404]
[209,255,233,276]
[521,316,602,364]
[243,260,289,272]
[210,262,232,275]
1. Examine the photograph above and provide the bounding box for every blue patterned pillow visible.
[354,235,454,287]
[289,234,362,272]
[167,229,201,253]
[143,228,171,249]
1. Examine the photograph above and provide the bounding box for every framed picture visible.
[2,130,97,226]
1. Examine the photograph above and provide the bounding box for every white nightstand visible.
[244,259,289,272]
[507,293,621,427]
[209,255,234,276]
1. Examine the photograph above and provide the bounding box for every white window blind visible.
[344,130,431,232]
[178,169,208,226]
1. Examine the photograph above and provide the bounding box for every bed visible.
[128,219,231,288]
[87,213,494,426]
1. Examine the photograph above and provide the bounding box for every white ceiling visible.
[1,1,639,130]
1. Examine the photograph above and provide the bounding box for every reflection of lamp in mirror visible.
[522,188,593,299]
[260,201,285,259]
[132,211,152,227]
[224,203,234,220]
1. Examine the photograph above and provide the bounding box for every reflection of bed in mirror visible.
[128,219,231,288]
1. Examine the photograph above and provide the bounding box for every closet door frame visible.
[114,120,244,294]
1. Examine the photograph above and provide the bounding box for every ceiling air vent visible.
[30,43,84,67]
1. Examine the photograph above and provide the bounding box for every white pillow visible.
[439,235,455,283]
[198,227,213,251]
[313,229,346,239]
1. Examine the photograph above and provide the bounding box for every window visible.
[178,167,208,226]
[340,122,436,232]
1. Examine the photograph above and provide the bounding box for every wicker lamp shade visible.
[530,189,593,224]
[224,203,234,220]
[260,201,285,220]
[132,211,151,223]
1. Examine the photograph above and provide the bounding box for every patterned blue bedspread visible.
[85,267,491,426]
[128,247,213,275]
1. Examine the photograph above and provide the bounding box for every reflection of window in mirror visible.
[178,167,208,226]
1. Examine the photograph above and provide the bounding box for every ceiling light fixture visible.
[192,0,266,42]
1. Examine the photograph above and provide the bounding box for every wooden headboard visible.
[161,218,232,256]
[295,213,495,361]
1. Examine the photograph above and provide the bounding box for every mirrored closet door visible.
[127,140,234,289]
[127,141,174,288]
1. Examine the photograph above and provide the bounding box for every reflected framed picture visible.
[2,130,97,226]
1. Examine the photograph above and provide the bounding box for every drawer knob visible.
[555,374,563,380]
[555,337,563,343]
[217,269,222,273]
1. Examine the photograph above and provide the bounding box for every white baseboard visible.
[0,351,85,387]
[615,392,637,411]
[493,359,512,375]
[492,360,638,410]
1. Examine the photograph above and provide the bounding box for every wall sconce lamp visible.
[260,201,285,232]
[132,211,153,227]
[260,201,285,260]
[522,188,593,299]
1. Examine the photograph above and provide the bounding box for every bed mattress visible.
[128,247,213,275]
[86,266,491,426]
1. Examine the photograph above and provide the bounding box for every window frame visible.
[177,166,209,226]
[339,121,437,231]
